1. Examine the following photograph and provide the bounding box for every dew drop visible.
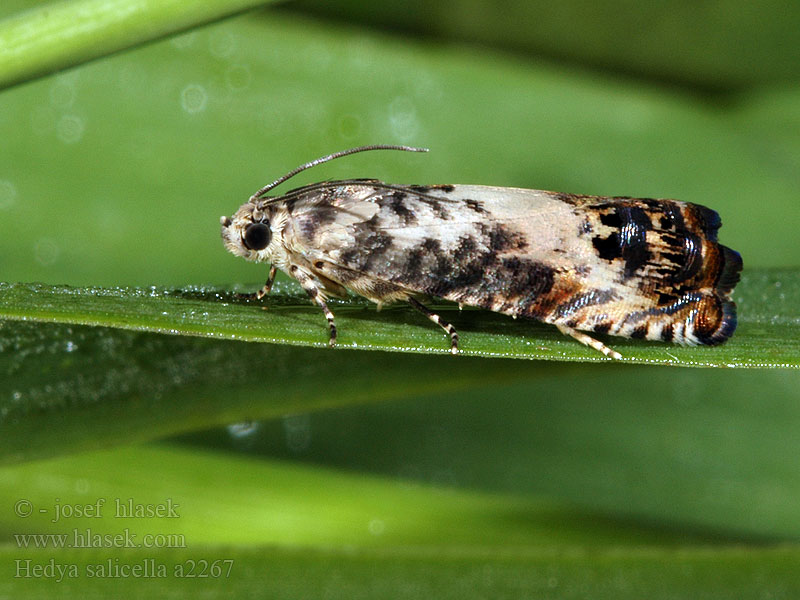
[171,31,197,50]
[227,421,259,438]
[368,518,385,536]
[181,84,208,114]
[388,96,419,141]
[209,29,236,59]
[337,114,362,140]
[56,115,85,144]
[0,180,17,210]
[283,414,311,453]
[50,80,76,109]
[33,238,60,266]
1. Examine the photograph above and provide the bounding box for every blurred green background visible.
[1,0,799,597]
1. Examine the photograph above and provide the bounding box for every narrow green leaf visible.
[220,367,800,539]
[2,275,798,536]
[1,446,799,598]
[287,0,800,89]
[0,445,727,548]
[0,0,277,90]
[3,544,800,599]
[0,318,534,465]
[0,268,798,368]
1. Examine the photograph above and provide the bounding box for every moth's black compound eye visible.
[242,221,271,250]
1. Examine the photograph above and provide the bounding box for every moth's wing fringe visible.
[675,202,742,345]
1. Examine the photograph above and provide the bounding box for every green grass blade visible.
[0,445,727,548]
[1,446,800,598]
[286,0,800,89]
[0,318,534,465]
[2,315,800,539]
[3,543,800,599]
[0,0,277,90]
[0,268,797,367]
[222,366,800,539]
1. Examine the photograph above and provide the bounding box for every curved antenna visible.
[249,144,429,201]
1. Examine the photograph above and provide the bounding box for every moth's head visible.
[220,200,277,262]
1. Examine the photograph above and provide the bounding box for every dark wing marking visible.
[556,195,741,345]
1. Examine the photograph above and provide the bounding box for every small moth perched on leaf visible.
[221,145,742,359]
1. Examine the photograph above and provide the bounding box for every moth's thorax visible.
[220,199,291,264]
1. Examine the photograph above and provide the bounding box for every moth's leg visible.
[255,265,278,299]
[555,324,622,360]
[291,265,337,347]
[236,265,277,301]
[409,297,459,355]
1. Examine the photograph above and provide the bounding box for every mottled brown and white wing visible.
[279,181,741,346]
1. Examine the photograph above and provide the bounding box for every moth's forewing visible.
[280,182,740,346]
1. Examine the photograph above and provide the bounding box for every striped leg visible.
[291,266,337,347]
[409,297,459,355]
[255,265,278,299]
[555,324,622,360]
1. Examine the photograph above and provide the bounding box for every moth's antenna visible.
[250,144,429,200]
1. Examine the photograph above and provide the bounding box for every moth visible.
[221,145,742,359]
